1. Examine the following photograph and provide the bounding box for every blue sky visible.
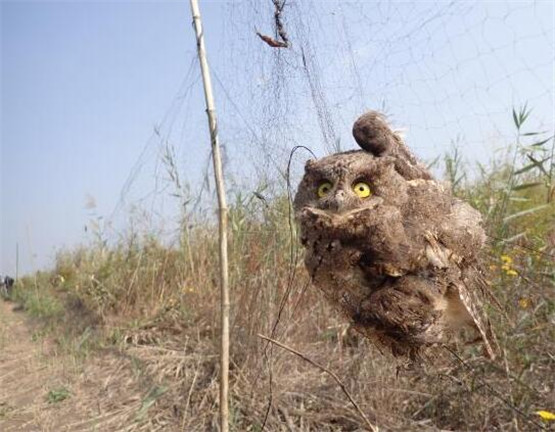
[1,1,200,274]
[1,1,554,275]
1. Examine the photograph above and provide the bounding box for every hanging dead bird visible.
[294,111,497,360]
[256,31,289,48]
[255,0,290,48]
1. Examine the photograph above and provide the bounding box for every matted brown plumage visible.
[294,111,496,360]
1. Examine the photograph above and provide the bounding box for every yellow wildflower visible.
[535,410,555,421]
[505,269,518,277]
[518,298,529,309]
[182,285,194,293]
[500,255,513,264]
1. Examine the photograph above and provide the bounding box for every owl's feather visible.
[294,111,497,360]
[423,232,497,359]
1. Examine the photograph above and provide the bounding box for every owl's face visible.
[294,150,407,216]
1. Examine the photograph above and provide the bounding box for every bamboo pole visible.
[189,1,230,431]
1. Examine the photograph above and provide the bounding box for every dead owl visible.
[294,111,495,359]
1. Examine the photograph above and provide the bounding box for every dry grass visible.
[7,116,555,431]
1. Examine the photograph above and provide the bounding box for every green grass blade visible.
[511,181,544,191]
[503,204,550,223]
[514,156,550,176]
[530,137,553,148]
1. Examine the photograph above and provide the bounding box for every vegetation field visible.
[2,112,554,431]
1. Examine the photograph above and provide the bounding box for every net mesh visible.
[107,0,554,238]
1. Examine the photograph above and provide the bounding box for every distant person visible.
[0,275,15,299]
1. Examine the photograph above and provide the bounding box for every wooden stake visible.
[189,1,230,431]
[15,242,19,281]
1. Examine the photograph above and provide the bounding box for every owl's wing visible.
[439,199,487,263]
[455,269,497,359]
[423,232,497,359]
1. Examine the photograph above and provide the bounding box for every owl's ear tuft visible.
[352,111,396,156]
[304,159,316,172]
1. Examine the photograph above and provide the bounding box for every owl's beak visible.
[329,190,346,210]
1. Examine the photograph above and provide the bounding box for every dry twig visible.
[257,334,380,432]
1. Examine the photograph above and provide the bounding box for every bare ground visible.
[0,300,160,432]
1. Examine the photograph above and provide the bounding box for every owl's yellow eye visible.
[353,182,372,198]
[317,181,333,198]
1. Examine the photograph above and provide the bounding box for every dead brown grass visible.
[8,155,555,431]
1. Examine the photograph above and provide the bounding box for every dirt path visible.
[0,300,50,431]
[0,301,152,432]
